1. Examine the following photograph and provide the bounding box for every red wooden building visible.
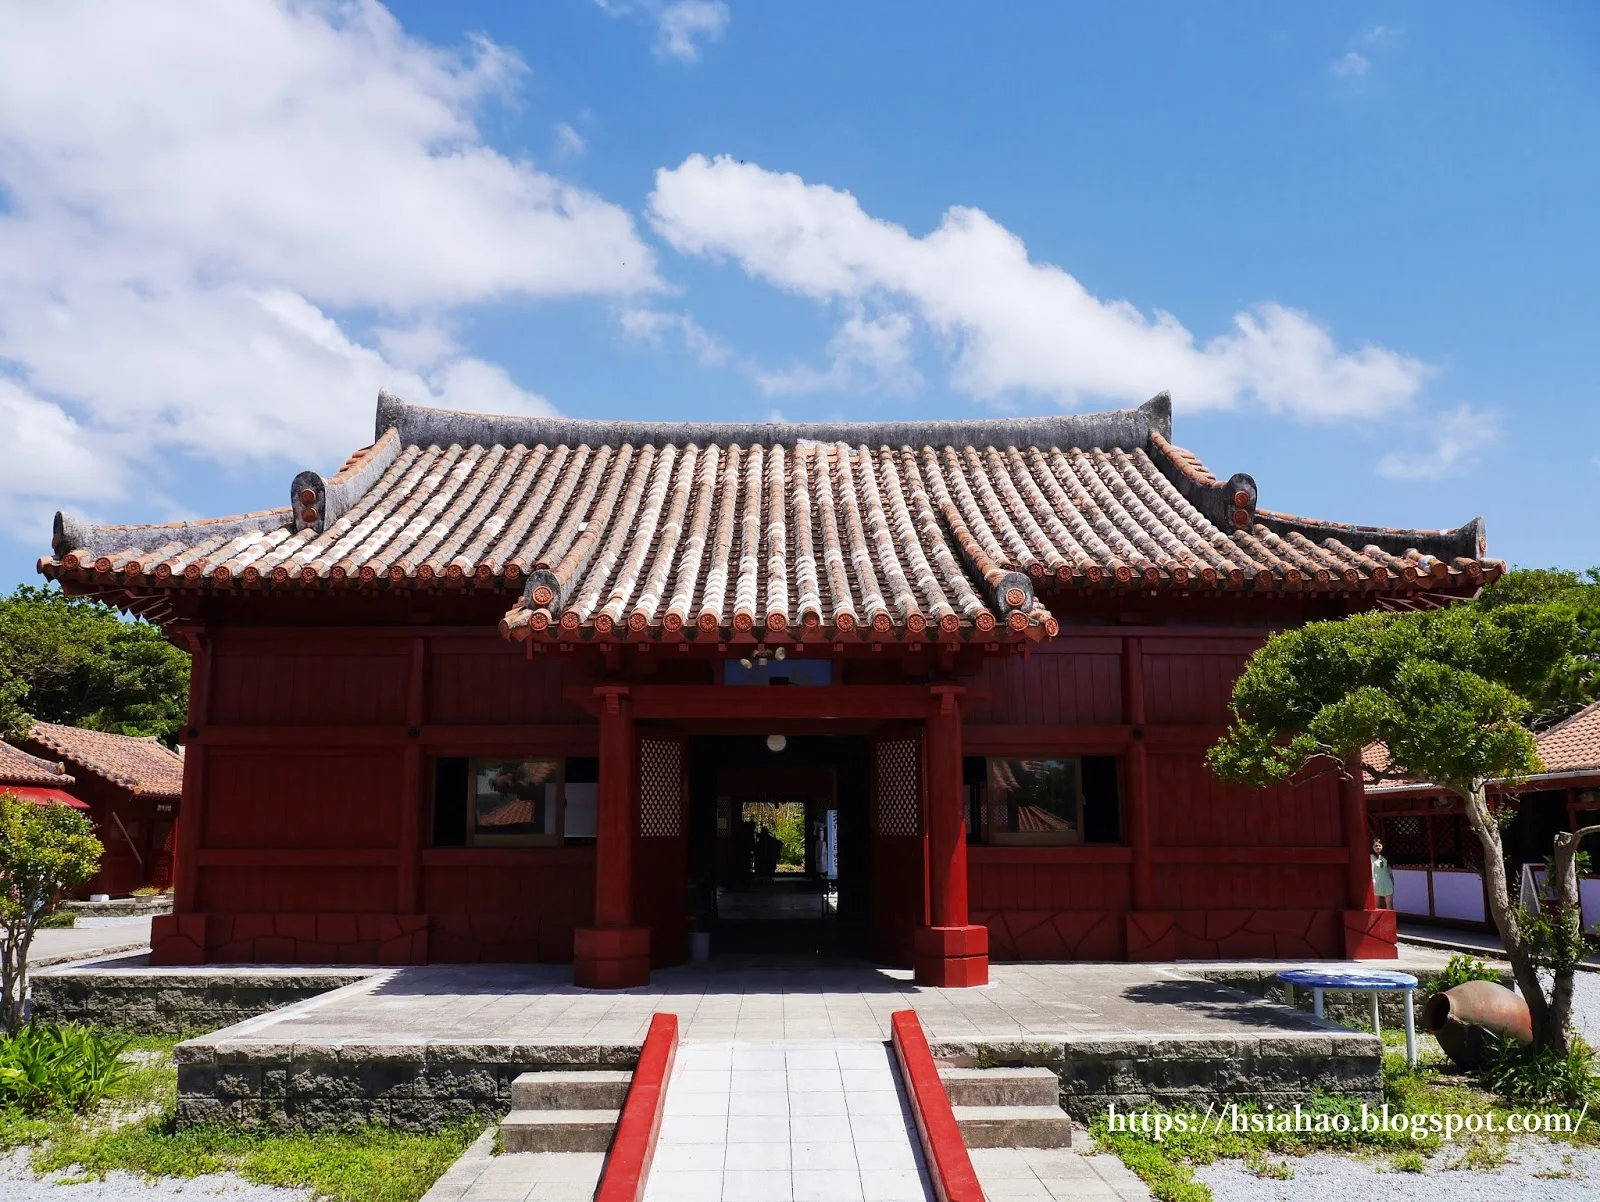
[7,723,183,896]
[41,392,1499,986]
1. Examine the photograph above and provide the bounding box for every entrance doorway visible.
[687,735,872,958]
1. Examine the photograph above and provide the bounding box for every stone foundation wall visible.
[931,1034,1383,1123]
[175,1040,641,1132]
[31,969,371,1034]
[64,896,173,918]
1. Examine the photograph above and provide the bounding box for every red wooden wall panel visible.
[202,750,400,849]
[427,641,594,724]
[197,867,394,912]
[1140,638,1262,725]
[1146,749,1343,849]
[965,639,1123,726]
[422,858,594,962]
[969,861,1132,913]
[1152,864,1346,911]
[209,644,409,725]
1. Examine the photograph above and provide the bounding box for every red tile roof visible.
[0,739,75,788]
[1367,703,1600,794]
[41,392,1498,644]
[1530,702,1600,776]
[22,723,184,799]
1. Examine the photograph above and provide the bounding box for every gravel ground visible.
[1202,971,1600,1201]
[1199,1139,1600,1201]
[0,1149,311,1201]
[1571,970,1600,1044]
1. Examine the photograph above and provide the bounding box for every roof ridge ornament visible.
[290,428,403,535]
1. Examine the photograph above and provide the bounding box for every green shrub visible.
[1480,1033,1600,1109]
[1427,953,1502,993]
[39,911,75,929]
[0,1023,130,1114]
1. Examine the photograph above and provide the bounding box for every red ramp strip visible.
[891,1009,985,1202]
[596,1011,679,1202]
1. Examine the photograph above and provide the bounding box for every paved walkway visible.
[193,957,1445,1049]
[645,1039,929,1202]
[1399,923,1600,969]
[972,1147,1151,1201]
[30,916,151,967]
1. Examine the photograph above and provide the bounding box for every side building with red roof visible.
[10,723,183,897]
[0,738,88,811]
[1366,702,1600,933]
[39,391,1501,980]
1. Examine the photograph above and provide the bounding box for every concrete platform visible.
[168,953,1450,1131]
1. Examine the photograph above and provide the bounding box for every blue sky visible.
[1,1,1597,591]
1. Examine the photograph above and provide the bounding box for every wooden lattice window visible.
[1381,815,1428,867]
[874,737,920,837]
[638,738,684,838]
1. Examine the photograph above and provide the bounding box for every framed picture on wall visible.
[987,756,1084,845]
[468,757,563,846]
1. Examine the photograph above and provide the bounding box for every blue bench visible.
[1276,968,1418,1064]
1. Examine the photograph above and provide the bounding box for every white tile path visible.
[971,1147,1153,1201]
[644,1040,934,1202]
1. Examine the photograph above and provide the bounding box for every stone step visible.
[510,1069,633,1111]
[498,1108,621,1154]
[939,1066,1060,1108]
[953,1104,1074,1149]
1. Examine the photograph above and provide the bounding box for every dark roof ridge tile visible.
[53,507,290,563]
[0,739,76,787]
[376,388,1171,454]
[1254,508,1486,564]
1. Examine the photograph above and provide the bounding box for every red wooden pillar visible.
[152,629,210,965]
[394,637,429,963]
[1122,636,1175,960]
[574,684,651,988]
[1340,766,1396,958]
[914,684,988,986]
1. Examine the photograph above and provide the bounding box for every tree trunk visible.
[1458,780,1558,1048]
[1547,824,1600,1045]
[0,924,21,1034]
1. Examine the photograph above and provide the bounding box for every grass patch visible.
[0,1031,477,1202]
[1090,1050,1597,1202]
[33,1115,479,1202]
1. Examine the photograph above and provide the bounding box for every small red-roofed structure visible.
[0,738,88,811]
[1367,703,1600,931]
[11,723,183,897]
[38,391,1501,976]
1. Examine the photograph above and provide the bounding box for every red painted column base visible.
[1342,909,1399,960]
[150,913,207,966]
[574,926,652,989]
[913,924,989,987]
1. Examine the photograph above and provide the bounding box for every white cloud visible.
[1331,52,1371,82]
[1377,406,1499,481]
[594,0,728,63]
[1332,25,1402,89]
[649,154,1432,420]
[0,0,655,524]
[619,306,731,367]
[430,357,555,418]
[0,379,130,537]
[655,1,729,62]
[758,309,922,396]
[554,121,587,157]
